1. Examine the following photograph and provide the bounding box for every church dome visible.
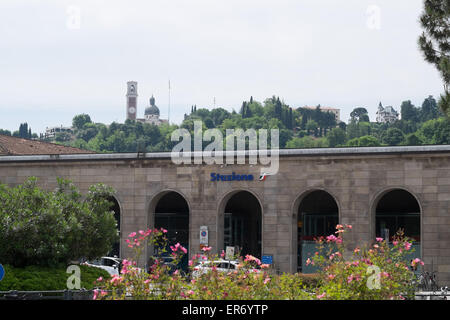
[145,95,160,116]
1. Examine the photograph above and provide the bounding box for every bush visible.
[0,177,119,267]
[308,225,418,300]
[93,228,314,300]
[92,226,419,300]
[0,264,110,291]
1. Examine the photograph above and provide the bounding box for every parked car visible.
[191,259,260,278]
[82,256,122,276]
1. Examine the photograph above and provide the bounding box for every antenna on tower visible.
[213,97,216,108]
[168,79,171,124]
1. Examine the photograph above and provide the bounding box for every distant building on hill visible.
[303,106,341,123]
[44,125,73,140]
[125,81,168,126]
[376,102,399,123]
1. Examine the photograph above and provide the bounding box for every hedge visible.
[0,264,110,291]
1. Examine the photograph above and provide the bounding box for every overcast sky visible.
[0,0,444,134]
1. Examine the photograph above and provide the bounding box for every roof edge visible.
[0,145,449,163]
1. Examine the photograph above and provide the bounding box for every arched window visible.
[297,190,339,273]
[223,191,262,259]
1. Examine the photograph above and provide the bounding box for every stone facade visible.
[0,146,449,284]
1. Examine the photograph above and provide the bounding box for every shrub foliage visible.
[0,177,119,267]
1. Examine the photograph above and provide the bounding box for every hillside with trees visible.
[0,94,448,153]
[46,95,450,152]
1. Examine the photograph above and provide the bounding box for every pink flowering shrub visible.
[93,228,312,300]
[93,226,419,300]
[309,225,419,300]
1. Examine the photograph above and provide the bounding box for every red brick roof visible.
[0,134,94,155]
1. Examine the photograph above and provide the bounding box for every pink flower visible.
[244,255,261,265]
[405,242,412,251]
[346,224,353,229]
[96,276,103,282]
[306,258,314,266]
[328,274,336,280]
[220,250,225,258]
[326,234,338,242]
[264,277,271,285]
[347,275,354,283]
[139,230,145,235]
[411,258,424,267]
[317,292,326,299]
[336,224,344,229]
[393,241,398,246]
[93,289,99,300]
[128,232,136,238]
[353,248,360,254]
[201,246,212,252]
[261,264,270,269]
[376,237,383,242]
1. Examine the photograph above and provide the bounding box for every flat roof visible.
[0,145,449,163]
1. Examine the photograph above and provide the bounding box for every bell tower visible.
[126,81,138,121]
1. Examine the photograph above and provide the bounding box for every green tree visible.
[404,133,423,145]
[18,123,32,139]
[72,114,92,130]
[0,129,11,136]
[347,135,381,147]
[350,107,369,122]
[418,0,450,116]
[0,178,118,267]
[400,100,420,122]
[306,120,319,137]
[286,136,316,148]
[326,127,347,147]
[382,128,406,146]
[418,117,450,143]
[55,132,72,142]
[421,95,440,121]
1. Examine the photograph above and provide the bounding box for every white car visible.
[82,256,122,276]
[191,259,260,278]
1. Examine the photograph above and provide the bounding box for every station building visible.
[0,140,450,284]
